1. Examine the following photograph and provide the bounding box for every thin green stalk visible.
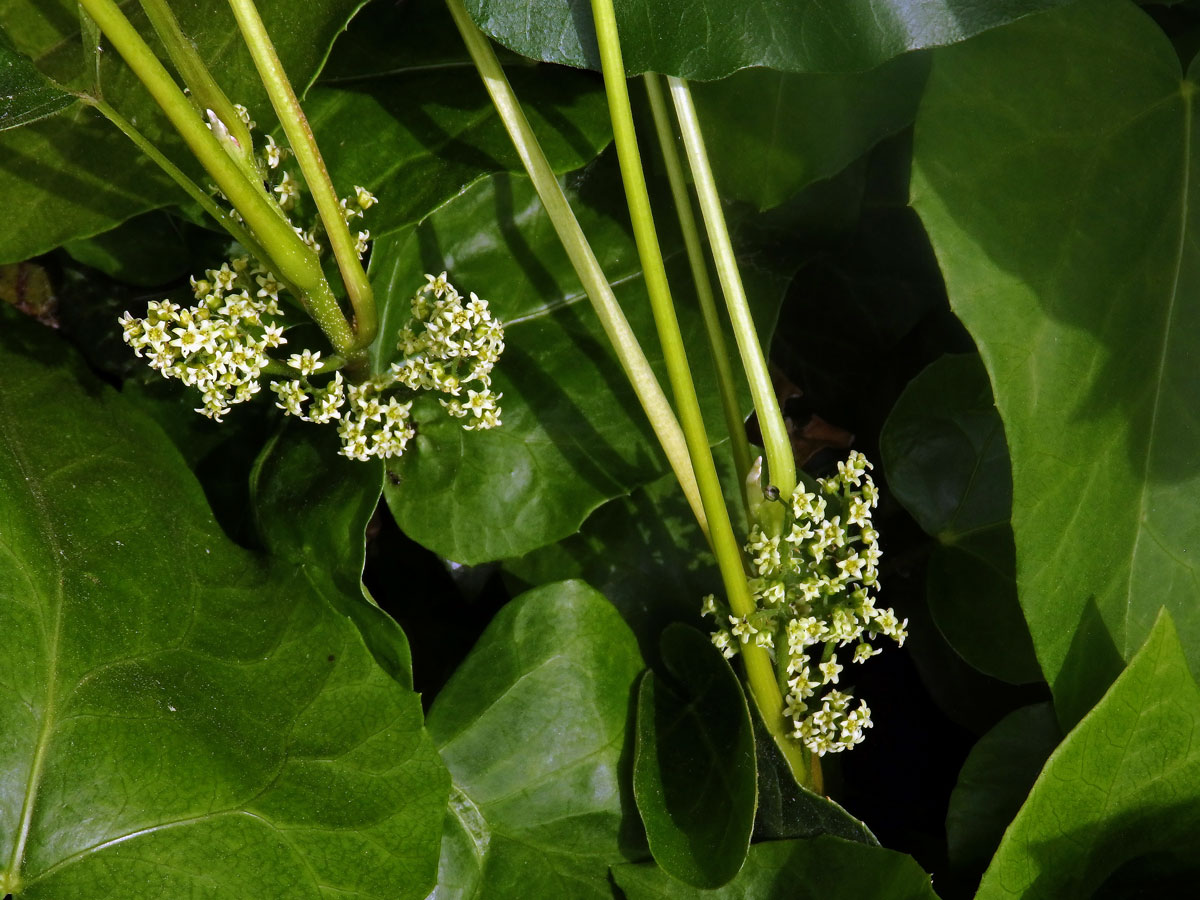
[226,0,377,349]
[138,0,259,180]
[84,97,276,278]
[643,73,752,516]
[590,0,811,787]
[76,0,356,354]
[445,0,707,538]
[668,75,796,504]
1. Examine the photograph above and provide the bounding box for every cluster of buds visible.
[392,273,505,431]
[119,106,505,461]
[118,257,285,421]
[703,451,907,756]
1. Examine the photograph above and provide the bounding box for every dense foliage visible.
[1,0,1198,897]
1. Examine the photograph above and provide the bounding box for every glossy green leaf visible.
[503,456,729,660]
[911,0,1200,726]
[977,612,1200,898]
[613,835,937,899]
[61,211,192,287]
[309,0,612,241]
[463,0,1074,77]
[249,422,418,685]
[881,354,1039,684]
[0,0,364,262]
[0,28,72,131]
[945,702,1060,874]
[634,624,755,888]
[424,580,645,899]
[0,312,448,898]
[373,163,787,564]
[690,56,928,212]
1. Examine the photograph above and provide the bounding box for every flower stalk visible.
[589,0,813,787]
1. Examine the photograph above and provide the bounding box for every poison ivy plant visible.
[423,580,645,899]
[881,353,1040,685]
[633,624,756,889]
[0,311,448,898]
[612,835,937,899]
[977,612,1200,898]
[691,56,929,212]
[463,0,1075,77]
[371,163,788,564]
[912,0,1200,727]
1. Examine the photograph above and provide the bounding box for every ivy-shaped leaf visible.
[372,162,787,564]
[463,0,1075,78]
[911,0,1200,727]
[977,612,1200,898]
[424,580,645,899]
[0,312,448,898]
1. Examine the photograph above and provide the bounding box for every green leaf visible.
[945,702,1060,875]
[61,211,192,287]
[309,0,612,241]
[463,0,1074,77]
[633,625,755,889]
[690,56,928,212]
[424,580,645,899]
[880,354,1040,684]
[249,422,418,686]
[911,0,1200,726]
[0,28,73,131]
[0,312,448,898]
[373,163,788,564]
[612,835,938,899]
[0,0,364,262]
[977,612,1200,898]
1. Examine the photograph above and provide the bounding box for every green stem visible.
[226,0,377,349]
[667,76,796,503]
[445,0,707,538]
[138,0,259,179]
[77,0,356,355]
[643,73,753,517]
[84,97,276,279]
[589,0,811,788]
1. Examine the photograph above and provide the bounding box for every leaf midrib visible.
[1121,81,1195,659]
[0,385,67,889]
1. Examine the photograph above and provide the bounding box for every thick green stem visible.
[85,97,276,277]
[445,0,706,538]
[226,0,377,349]
[667,76,796,504]
[589,0,811,787]
[643,73,753,517]
[78,0,356,355]
[138,0,259,180]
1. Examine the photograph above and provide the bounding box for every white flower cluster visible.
[391,273,505,432]
[703,451,907,757]
[266,274,504,461]
[118,257,285,421]
[120,105,504,463]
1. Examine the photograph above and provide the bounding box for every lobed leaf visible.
[911,0,1200,726]
[0,312,448,898]
[424,580,645,899]
[977,612,1200,898]
[372,163,787,564]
